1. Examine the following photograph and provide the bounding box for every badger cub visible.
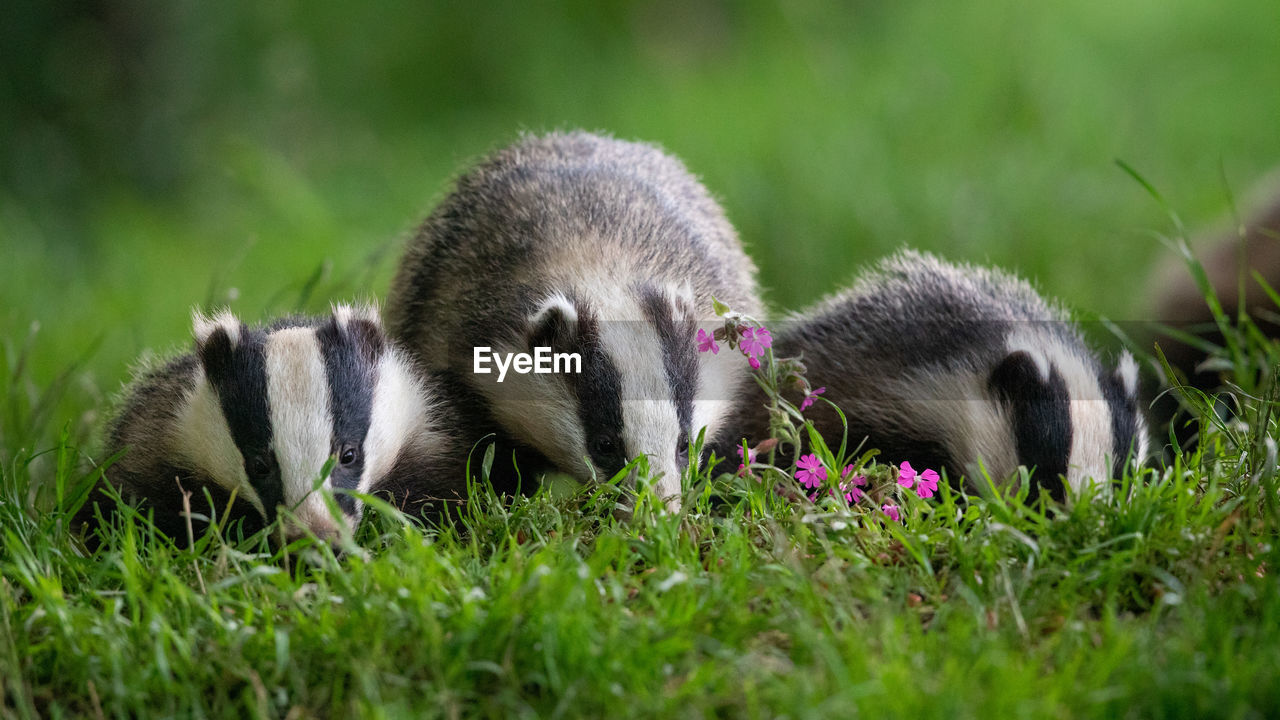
[716,250,1149,502]
[83,304,464,544]
[387,131,764,510]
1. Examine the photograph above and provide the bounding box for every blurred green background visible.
[3,0,1280,411]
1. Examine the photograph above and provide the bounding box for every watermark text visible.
[473,347,582,382]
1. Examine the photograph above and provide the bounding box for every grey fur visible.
[387,131,763,507]
[714,250,1149,501]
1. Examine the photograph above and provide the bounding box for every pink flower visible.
[735,445,757,473]
[897,461,917,489]
[914,469,940,499]
[795,454,827,489]
[832,482,854,503]
[799,386,826,411]
[753,327,773,350]
[881,504,902,522]
[739,326,771,368]
[696,328,719,354]
[839,466,868,503]
[898,461,941,499]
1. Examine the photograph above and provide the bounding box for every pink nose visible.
[282,513,344,545]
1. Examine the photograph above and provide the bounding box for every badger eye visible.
[339,446,359,466]
[246,453,273,480]
[590,435,619,459]
[676,431,690,466]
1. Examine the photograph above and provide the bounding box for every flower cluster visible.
[787,455,941,523]
[795,454,870,503]
[702,298,939,527]
[694,313,772,370]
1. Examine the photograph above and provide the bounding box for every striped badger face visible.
[983,333,1150,502]
[494,286,707,511]
[181,305,433,540]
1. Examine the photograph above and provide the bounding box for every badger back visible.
[387,130,762,358]
[92,305,446,543]
[386,131,763,510]
[716,250,1148,502]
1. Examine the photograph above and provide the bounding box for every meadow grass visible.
[2,228,1279,718]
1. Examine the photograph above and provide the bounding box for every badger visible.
[386,131,764,510]
[714,250,1150,503]
[79,304,495,545]
[1147,174,1280,448]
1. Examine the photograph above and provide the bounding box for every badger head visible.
[490,283,710,511]
[177,304,437,542]
[984,333,1150,502]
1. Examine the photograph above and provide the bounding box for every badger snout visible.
[637,455,684,514]
[281,496,352,545]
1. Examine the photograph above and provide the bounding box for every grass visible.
[2,406,1279,717]
[2,213,1279,717]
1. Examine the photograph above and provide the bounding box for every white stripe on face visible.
[174,367,266,518]
[600,310,684,511]
[1117,352,1140,398]
[264,328,341,536]
[361,350,438,506]
[1114,352,1149,479]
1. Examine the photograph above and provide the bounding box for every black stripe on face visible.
[988,351,1072,503]
[566,306,628,475]
[199,324,283,514]
[638,285,697,442]
[316,315,384,516]
[1100,368,1140,480]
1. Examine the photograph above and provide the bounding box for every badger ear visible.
[988,349,1049,402]
[327,302,386,362]
[526,293,578,351]
[192,308,243,350]
[192,308,243,379]
[331,302,382,329]
[1114,351,1140,399]
[668,282,696,322]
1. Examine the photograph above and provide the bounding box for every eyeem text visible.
[473,347,583,382]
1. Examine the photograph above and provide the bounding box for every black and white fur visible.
[715,250,1149,502]
[83,304,471,543]
[387,131,764,510]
